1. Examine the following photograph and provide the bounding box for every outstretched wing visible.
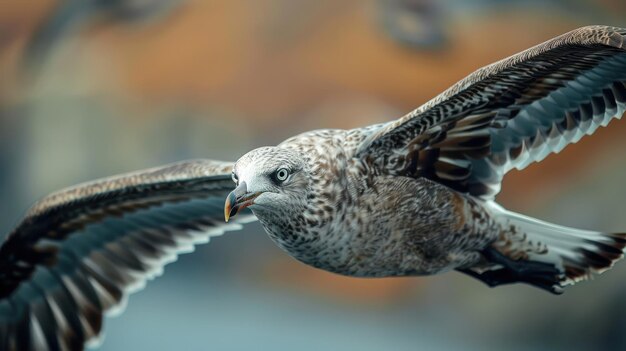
[357,25,626,198]
[0,159,255,351]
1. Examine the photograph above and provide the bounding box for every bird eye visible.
[231,172,239,185]
[273,167,290,184]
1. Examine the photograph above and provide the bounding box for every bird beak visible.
[224,181,261,222]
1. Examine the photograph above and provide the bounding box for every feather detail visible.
[0,160,255,350]
[358,25,626,199]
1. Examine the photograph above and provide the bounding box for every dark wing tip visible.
[562,233,626,283]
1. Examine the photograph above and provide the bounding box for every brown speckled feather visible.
[357,25,626,198]
[0,160,253,351]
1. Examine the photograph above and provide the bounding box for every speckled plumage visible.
[234,130,499,278]
[1,25,626,350]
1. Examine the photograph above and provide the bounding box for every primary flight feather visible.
[1,25,625,350]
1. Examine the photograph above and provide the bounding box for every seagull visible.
[1,25,625,350]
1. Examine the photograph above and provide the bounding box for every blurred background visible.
[1,0,626,350]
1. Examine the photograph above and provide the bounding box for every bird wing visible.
[0,159,255,351]
[356,25,626,198]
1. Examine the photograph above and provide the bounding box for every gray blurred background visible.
[1,0,626,350]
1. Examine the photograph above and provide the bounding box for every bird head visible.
[225,146,309,222]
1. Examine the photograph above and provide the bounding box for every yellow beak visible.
[224,181,261,222]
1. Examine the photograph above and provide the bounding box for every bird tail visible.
[490,203,626,289]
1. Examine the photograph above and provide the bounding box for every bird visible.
[0,25,625,350]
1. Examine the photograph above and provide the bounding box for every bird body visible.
[1,25,626,350]
[241,129,496,278]
[235,126,624,293]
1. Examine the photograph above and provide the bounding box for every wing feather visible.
[0,159,254,350]
[357,25,626,198]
